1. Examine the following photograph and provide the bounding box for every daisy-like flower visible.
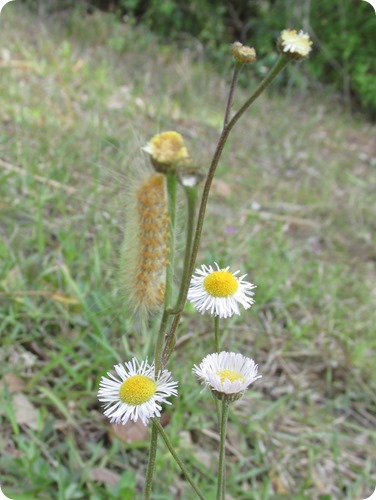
[278,29,312,60]
[193,351,261,401]
[98,358,178,426]
[143,131,189,173]
[187,262,256,319]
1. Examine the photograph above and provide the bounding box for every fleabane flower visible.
[98,358,178,426]
[187,262,256,318]
[193,351,261,401]
[278,29,312,60]
[143,131,189,173]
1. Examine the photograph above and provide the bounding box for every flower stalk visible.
[144,424,158,500]
[214,316,220,352]
[153,418,205,500]
[217,398,230,500]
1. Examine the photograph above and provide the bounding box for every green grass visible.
[1,4,375,499]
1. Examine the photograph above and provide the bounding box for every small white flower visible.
[279,29,312,59]
[98,358,178,426]
[187,262,256,318]
[193,351,261,399]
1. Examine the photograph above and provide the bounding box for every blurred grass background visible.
[0,2,375,499]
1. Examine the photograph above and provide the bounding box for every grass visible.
[1,4,375,499]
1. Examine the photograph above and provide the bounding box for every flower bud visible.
[231,42,256,64]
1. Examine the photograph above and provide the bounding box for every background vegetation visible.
[28,0,376,118]
[1,2,375,499]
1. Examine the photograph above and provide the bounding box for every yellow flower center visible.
[217,369,245,384]
[203,270,239,297]
[119,375,157,405]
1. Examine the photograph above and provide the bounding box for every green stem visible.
[161,55,290,369]
[214,316,220,352]
[162,187,197,365]
[213,316,222,428]
[165,172,177,309]
[154,172,178,373]
[174,187,197,312]
[144,424,158,500]
[154,309,169,374]
[216,399,230,500]
[145,172,178,497]
[153,419,205,500]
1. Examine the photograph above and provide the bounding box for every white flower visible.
[187,262,256,318]
[279,29,312,59]
[98,358,178,426]
[193,351,261,399]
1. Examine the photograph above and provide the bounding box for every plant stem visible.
[216,399,230,500]
[223,62,241,128]
[165,172,177,309]
[154,309,169,373]
[144,424,158,500]
[173,186,197,312]
[161,55,290,370]
[162,186,197,365]
[152,419,205,500]
[214,316,220,352]
[226,55,289,133]
[146,172,178,497]
[154,172,178,373]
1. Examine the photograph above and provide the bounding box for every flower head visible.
[193,351,261,401]
[278,29,312,60]
[187,262,256,318]
[98,358,178,426]
[231,42,256,64]
[143,131,189,173]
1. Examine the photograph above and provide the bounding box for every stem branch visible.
[153,419,205,500]
[161,55,290,369]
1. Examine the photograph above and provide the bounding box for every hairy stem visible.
[146,172,178,496]
[154,172,178,373]
[162,186,197,364]
[214,315,220,352]
[144,424,158,500]
[216,399,230,500]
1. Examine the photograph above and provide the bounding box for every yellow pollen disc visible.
[217,369,245,384]
[119,375,157,405]
[203,270,239,297]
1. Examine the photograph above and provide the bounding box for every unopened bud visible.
[231,42,256,64]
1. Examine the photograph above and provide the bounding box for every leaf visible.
[12,393,38,429]
[110,421,148,443]
[2,373,26,393]
[50,292,80,305]
[90,467,120,486]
